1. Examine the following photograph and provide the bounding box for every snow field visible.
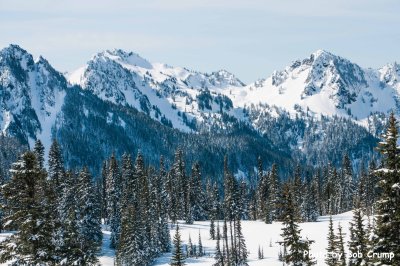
[96,211,353,266]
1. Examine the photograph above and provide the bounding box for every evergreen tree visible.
[348,202,368,266]
[214,223,224,266]
[198,231,203,257]
[171,224,185,266]
[235,218,248,265]
[0,171,4,233]
[268,163,279,222]
[258,245,264,259]
[210,219,216,240]
[0,152,55,264]
[373,112,400,265]
[325,216,338,266]
[293,164,303,221]
[304,174,319,222]
[107,154,122,249]
[48,139,65,198]
[101,160,108,221]
[33,139,45,169]
[280,183,311,266]
[341,154,355,212]
[76,167,102,265]
[188,234,194,257]
[61,170,83,264]
[157,156,171,253]
[135,152,153,261]
[188,162,205,222]
[116,204,145,266]
[336,223,346,266]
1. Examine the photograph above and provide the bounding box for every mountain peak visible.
[1,44,29,56]
[311,49,333,58]
[94,49,152,69]
[208,69,245,87]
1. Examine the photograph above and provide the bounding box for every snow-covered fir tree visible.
[0,152,55,264]
[336,223,346,266]
[280,183,314,266]
[171,224,185,266]
[348,201,369,266]
[107,154,122,249]
[75,167,102,264]
[325,216,338,266]
[373,112,400,265]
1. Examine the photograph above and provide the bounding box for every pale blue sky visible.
[0,0,399,83]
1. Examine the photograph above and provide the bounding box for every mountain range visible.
[1,44,395,178]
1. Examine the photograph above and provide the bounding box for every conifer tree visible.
[33,139,45,169]
[235,218,248,265]
[280,183,311,266]
[293,164,303,221]
[188,234,194,257]
[336,223,346,266]
[116,204,144,266]
[0,152,55,264]
[268,163,279,222]
[223,219,230,263]
[135,152,153,261]
[341,154,355,212]
[210,219,216,240]
[76,167,102,264]
[373,112,400,265]
[214,223,224,266]
[157,156,171,253]
[325,216,338,266]
[60,170,83,264]
[172,149,186,221]
[101,160,108,221]
[348,201,368,266]
[258,245,264,259]
[0,171,4,233]
[48,139,65,198]
[171,224,185,266]
[188,162,205,222]
[198,231,203,257]
[304,174,319,222]
[107,154,122,249]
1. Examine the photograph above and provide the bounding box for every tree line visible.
[0,114,398,265]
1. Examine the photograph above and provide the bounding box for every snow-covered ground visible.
[0,212,354,266]
[95,211,354,266]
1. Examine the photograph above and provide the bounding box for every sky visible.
[0,0,399,83]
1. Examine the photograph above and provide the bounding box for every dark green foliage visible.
[171,224,185,266]
[336,223,346,266]
[75,168,102,264]
[373,112,400,265]
[280,183,314,266]
[33,139,45,169]
[116,205,144,266]
[0,151,55,264]
[348,203,369,266]
[214,223,224,266]
[325,216,338,266]
[106,154,122,249]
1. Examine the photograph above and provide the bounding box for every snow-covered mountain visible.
[221,50,398,125]
[68,49,245,132]
[0,44,393,176]
[68,48,399,133]
[0,44,66,150]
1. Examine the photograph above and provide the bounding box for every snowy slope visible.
[0,45,67,155]
[67,49,245,132]
[68,48,400,135]
[221,50,398,127]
